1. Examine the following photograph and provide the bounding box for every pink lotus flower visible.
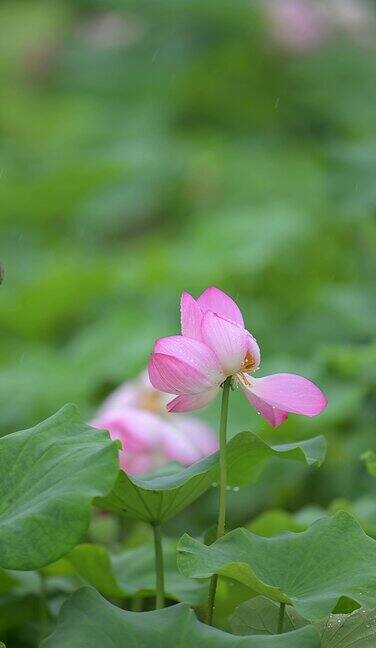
[91,371,218,474]
[148,287,327,427]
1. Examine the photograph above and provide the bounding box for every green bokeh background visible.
[0,0,375,531]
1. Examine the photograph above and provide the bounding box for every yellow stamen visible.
[241,351,257,373]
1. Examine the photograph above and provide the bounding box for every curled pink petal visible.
[148,353,214,395]
[154,335,223,385]
[167,388,219,413]
[201,312,249,376]
[180,292,203,340]
[242,389,288,427]
[246,373,328,417]
[197,286,244,326]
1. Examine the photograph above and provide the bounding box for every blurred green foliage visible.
[0,0,375,544]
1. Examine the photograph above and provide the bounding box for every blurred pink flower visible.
[148,287,327,427]
[264,0,375,52]
[264,0,329,52]
[91,371,218,475]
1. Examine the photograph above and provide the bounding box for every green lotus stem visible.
[152,522,165,609]
[277,602,286,634]
[207,376,231,625]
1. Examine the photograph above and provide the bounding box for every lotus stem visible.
[277,602,286,634]
[152,522,165,609]
[207,376,231,625]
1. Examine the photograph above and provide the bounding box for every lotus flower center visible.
[241,351,257,373]
[234,351,258,387]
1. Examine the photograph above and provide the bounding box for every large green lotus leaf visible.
[97,431,325,523]
[232,597,376,646]
[232,596,308,635]
[318,608,376,647]
[67,539,207,605]
[41,587,321,647]
[0,405,119,570]
[178,512,376,620]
